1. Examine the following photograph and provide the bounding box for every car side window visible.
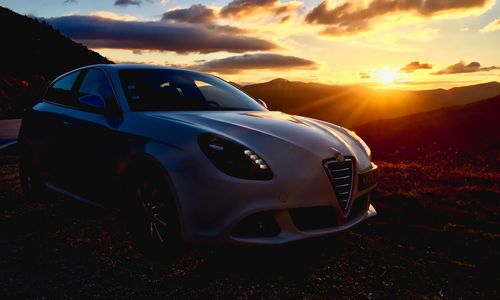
[44,71,80,106]
[78,69,116,108]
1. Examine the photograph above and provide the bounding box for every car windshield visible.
[119,69,266,112]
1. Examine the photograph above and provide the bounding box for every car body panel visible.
[19,64,377,245]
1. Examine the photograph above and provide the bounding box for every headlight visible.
[346,129,371,159]
[198,133,273,180]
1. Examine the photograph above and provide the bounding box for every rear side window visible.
[44,71,80,106]
[78,69,116,105]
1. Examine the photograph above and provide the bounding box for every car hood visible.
[145,111,372,170]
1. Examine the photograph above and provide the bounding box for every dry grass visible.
[0,149,499,299]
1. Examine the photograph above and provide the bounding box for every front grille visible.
[324,157,354,212]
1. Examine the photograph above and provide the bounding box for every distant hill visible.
[354,95,500,163]
[242,79,500,128]
[0,6,112,118]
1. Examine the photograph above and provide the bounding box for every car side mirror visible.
[257,98,268,109]
[78,94,106,112]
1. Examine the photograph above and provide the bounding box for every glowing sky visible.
[1,0,499,89]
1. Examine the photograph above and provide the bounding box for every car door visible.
[34,70,83,186]
[60,68,124,202]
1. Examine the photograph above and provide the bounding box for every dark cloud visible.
[162,4,216,24]
[63,0,77,4]
[205,24,245,33]
[432,61,498,75]
[45,15,276,54]
[279,15,291,23]
[306,0,493,35]
[161,4,244,33]
[401,61,433,73]
[220,0,298,18]
[114,0,142,7]
[191,53,317,74]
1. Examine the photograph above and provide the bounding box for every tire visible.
[123,163,182,256]
[18,147,48,201]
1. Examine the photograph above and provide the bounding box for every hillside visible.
[0,6,112,118]
[242,79,500,128]
[354,95,500,163]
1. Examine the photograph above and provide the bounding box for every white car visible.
[18,64,377,248]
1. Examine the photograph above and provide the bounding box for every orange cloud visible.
[359,72,371,79]
[400,61,433,73]
[305,0,495,36]
[480,19,500,32]
[432,61,498,75]
[88,11,139,21]
[220,0,301,18]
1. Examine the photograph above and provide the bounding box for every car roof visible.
[52,64,214,86]
[86,64,191,72]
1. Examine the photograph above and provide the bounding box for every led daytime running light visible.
[244,149,268,170]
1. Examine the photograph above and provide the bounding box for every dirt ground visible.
[0,147,499,299]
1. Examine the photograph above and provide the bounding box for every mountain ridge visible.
[0,6,112,118]
[353,94,500,163]
[242,79,500,128]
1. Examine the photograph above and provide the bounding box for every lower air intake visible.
[232,212,281,238]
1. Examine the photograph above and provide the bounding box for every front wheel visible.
[124,165,182,255]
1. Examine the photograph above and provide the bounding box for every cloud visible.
[160,4,243,33]
[46,15,277,54]
[279,15,291,23]
[359,72,371,79]
[400,61,433,73]
[305,0,495,36]
[480,19,500,32]
[63,0,77,4]
[431,61,498,75]
[161,4,216,24]
[220,0,300,18]
[88,11,139,21]
[190,53,317,74]
[114,0,142,7]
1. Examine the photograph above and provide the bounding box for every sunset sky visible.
[1,0,499,89]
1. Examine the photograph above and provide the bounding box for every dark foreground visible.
[1,148,499,299]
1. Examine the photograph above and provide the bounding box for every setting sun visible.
[377,69,397,84]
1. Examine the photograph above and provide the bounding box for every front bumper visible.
[230,193,377,245]
[168,147,378,245]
